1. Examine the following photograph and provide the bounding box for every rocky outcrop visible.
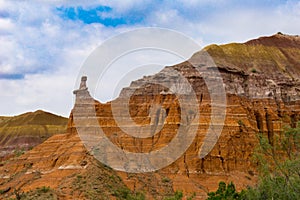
[203,33,300,101]
[0,132,136,199]
[0,33,299,199]
[69,33,300,198]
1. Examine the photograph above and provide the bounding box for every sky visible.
[0,0,300,117]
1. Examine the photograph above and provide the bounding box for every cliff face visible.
[68,33,300,198]
[203,33,300,100]
[0,33,299,199]
[0,110,68,161]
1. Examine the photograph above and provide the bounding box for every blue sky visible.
[56,6,135,26]
[0,0,300,116]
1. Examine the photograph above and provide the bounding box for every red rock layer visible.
[1,33,300,199]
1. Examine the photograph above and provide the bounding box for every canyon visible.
[0,33,299,199]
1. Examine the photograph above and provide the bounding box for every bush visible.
[162,177,171,183]
[13,149,25,157]
[208,123,300,199]
[113,187,145,200]
[250,68,257,73]
[237,120,245,127]
[207,182,241,200]
[37,186,51,193]
[164,191,183,200]
[242,176,300,199]
[241,123,300,199]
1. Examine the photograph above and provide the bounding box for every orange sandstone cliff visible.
[0,33,299,199]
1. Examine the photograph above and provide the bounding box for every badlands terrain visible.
[0,33,299,199]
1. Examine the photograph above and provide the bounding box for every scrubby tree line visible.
[207,123,300,200]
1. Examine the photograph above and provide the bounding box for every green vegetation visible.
[0,110,67,127]
[164,191,183,200]
[187,192,196,200]
[242,123,300,199]
[237,120,245,127]
[207,182,241,200]
[207,123,300,200]
[0,110,67,139]
[69,161,147,200]
[112,187,145,200]
[250,68,257,73]
[7,186,57,200]
[0,189,5,194]
[13,149,25,157]
[76,174,82,179]
[37,186,51,193]
[204,41,298,73]
[162,177,171,183]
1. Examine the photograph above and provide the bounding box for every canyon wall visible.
[0,33,299,199]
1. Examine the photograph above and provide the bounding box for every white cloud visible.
[197,2,300,45]
[143,0,300,45]
[0,0,299,116]
[0,72,76,116]
[0,18,14,32]
[0,1,117,116]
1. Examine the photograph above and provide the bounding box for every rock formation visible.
[0,33,299,199]
[68,33,300,198]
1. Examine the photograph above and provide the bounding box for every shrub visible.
[187,192,196,200]
[207,182,241,200]
[250,68,257,73]
[164,191,183,200]
[13,149,25,157]
[113,187,145,200]
[237,120,245,127]
[162,177,171,183]
[37,186,51,193]
[241,123,300,199]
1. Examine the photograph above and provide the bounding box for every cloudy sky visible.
[0,0,300,117]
